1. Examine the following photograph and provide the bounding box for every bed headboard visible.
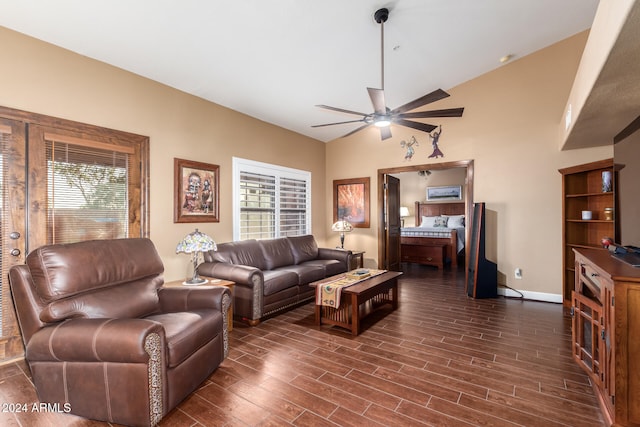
[415,201,465,226]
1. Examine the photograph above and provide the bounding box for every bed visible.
[400,201,465,268]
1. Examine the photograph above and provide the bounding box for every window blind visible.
[46,138,131,244]
[0,126,10,334]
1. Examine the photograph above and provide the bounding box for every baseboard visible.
[498,286,563,303]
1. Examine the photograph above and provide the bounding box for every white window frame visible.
[232,157,311,241]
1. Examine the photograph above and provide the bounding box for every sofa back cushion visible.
[207,239,266,270]
[286,235,319,264]
[258,238,294,270]
[26,238,165,322]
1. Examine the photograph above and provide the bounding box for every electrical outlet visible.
[515,268,522,279]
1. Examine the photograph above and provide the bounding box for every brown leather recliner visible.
[8,238,231,427]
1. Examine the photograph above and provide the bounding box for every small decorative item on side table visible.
[175,228,217,285]
[163,277,235,331]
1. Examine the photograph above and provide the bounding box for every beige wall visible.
[0,26,615,299]
[0,26,328,281]
[326,31,612,300]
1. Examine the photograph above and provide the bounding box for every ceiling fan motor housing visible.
[374,8,389,24]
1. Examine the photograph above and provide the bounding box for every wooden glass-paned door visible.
[0,107,149,362]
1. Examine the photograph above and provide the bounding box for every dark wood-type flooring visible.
[0,264,606,426]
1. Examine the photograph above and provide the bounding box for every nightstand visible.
[163,277,235,331]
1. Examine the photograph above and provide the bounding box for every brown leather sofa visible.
[8,238,231,427]
[198,235,351,325]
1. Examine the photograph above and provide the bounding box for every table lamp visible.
[400,206,409,227]
[331,219,353,249]
[175,228,217,284]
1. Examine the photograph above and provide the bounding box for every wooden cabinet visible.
[573,248,640,426]
[560,159,616,304]
[400,237,446,269]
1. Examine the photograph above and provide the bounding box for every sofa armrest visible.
[318,247,352,269]
[197,262,263,288]
[26,318,165,363]
[158,286,231,313]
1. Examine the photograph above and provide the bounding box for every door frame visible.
[377,159,474,270]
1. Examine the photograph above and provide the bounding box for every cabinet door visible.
[571,291,604,386]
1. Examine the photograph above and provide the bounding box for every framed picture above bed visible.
[426,185,462,201]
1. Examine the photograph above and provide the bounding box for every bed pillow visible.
[444,214,465,228]
[434,216,449,228]
[420,216,438,228]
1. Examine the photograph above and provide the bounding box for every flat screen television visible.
[613,115,640,261]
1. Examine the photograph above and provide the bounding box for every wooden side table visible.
[349,251,365,270]
[163,277,235,331]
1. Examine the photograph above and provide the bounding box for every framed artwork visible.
[426,185,462,201]
[333,177,370,228]
[174,158,220,223]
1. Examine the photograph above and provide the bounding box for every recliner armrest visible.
[26,318,165,363]
[158,286,231,313]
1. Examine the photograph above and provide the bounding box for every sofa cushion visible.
[145,309,223,368]
[258,238,295,270]
[208,240,266,270]
[276,265,325,285]
[299,259,344,277]
[262,270,299,296]
[40,276,163,323]
[286,235,319,264]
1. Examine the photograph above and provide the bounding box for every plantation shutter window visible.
[234,158,311,241]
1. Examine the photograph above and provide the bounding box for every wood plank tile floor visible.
[0,264,606,426]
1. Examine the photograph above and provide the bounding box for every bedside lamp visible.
[175,228,217,285]
[331,219,353,249]
[400,206,409,227]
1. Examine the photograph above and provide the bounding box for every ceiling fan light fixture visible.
[374,118,391,127]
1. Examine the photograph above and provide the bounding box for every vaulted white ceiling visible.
[0,0,599,142]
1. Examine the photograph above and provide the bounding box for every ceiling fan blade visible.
[311,119,366,128]
[394,119,438,134]
[397,107,464,119]
[316,104,369,116]
[391,88,450,115]
[380,126,392,140]
[367,87,387,115]
[341,123,371,138]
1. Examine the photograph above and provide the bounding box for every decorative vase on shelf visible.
[604,207,614,221]
[602,170,612,192]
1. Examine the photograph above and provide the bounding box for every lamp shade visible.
[176,228,217,254]
[399,206,410,218]
[331,220,353,233]
[176,229,216,285]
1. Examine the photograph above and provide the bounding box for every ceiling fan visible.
[312,7,464,141]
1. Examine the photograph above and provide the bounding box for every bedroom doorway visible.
[377,159,474,272]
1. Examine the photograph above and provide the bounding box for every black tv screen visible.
[614,116,640,248]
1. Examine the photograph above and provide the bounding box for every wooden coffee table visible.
[310,271,402,336]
